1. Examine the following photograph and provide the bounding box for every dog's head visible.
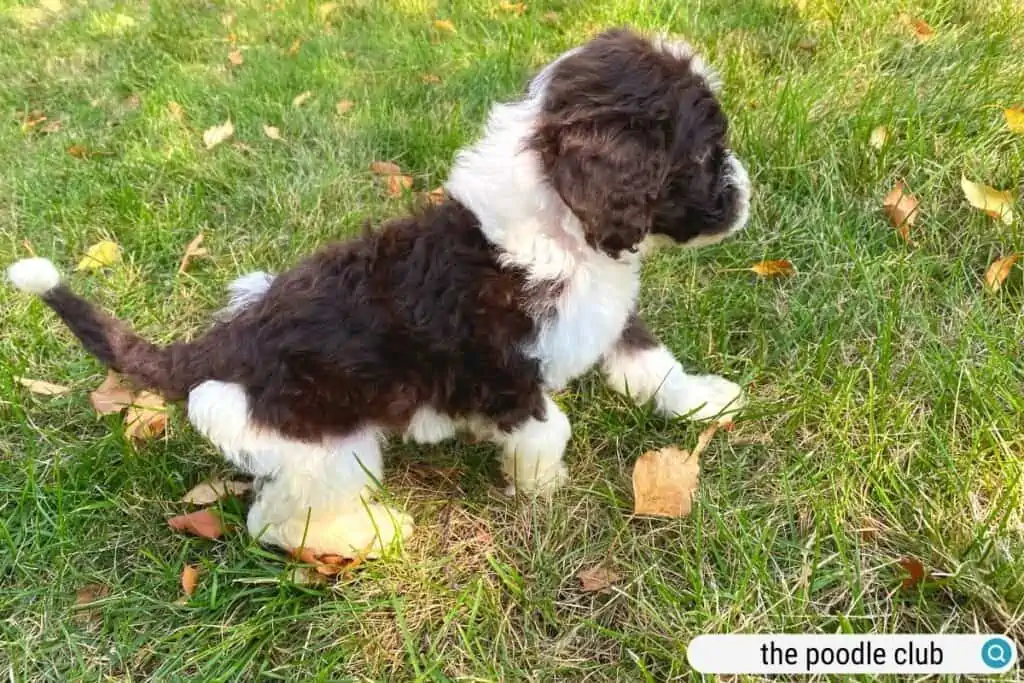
[528,29,751,258]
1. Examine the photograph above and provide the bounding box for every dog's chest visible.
[527,259,640,390]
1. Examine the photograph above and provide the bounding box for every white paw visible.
[403,407,458,444]
[657,373,745,424]
[249,503,414,558]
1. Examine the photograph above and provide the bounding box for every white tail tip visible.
[7,258,61,295]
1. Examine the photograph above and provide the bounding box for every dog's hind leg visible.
[188,380,413,557]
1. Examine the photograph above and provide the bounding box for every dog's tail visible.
[7,258,206,400]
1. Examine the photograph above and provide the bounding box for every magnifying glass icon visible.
[981,638,1013,669]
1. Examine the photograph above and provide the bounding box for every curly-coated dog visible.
[7,28,751,558]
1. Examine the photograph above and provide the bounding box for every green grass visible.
[1,0,1023,679]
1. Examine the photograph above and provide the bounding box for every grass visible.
[1,0,1022,679]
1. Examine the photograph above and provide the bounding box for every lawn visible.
[1,0,1022,679]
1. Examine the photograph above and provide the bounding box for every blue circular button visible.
[981,637,1013,669]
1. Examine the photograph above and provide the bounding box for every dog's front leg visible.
[601,313,744,424]
[492,394,571,496]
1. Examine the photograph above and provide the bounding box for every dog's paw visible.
[404,407,458,444]
[657,373,745,424]
[251,504,414,558]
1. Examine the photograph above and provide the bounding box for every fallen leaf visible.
[292,91,312,107]
[387,174,413,196]
[632,424,718,518]
[122,94,141,111]
[858,515,884,542]
[370,161,402,175]
[228,49,243,66]
[181,478,252,505]
[167,101,184,121]
[181,564,199,596]
[21,110,47,132]
[499,1,527,15]
[869,125,888,149]
[288,39,302,55]
[421,73,441,84]
[17,377,71,396]
[124,391,167,441]
[202,119,234,149]
[904,16,935,42]
[796,36,818,51]
[1005,107,1024,134]
[961,176,1014,225]
[262,125,282,141]
[39,119,62,134]
[432,19,456,33]
[75,583,110,606]
[984,254,1019,293]
[176,233,209,275]
[317,2,338,21]
[749,259,796,278]
[898,556,926,590]
[542,11,559,22]
[425,186,446,205]
[577,564,620,593]
[76,239,122,272]
[167,508,225,540]
[67,144,89,158]
[882,182,920,243]
[90,370,134,415]
[336,99,354,115]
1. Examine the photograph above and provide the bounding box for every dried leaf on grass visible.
[167,101,184,122]
[370,161,402,175]
[984,254,1019,293]
[432,19,456,33]
[181,564,199,596]
[181,478,252,505]
[902,15,935,42]
[228,49,243,66]
[90,370,134,415]
[424,187,446,205]
[498,2,527,15]
[124,391,167,441]
[288,39,302,55]
[177,233,209,274]
[1005,107,1024,134]
[421,73,441,84]
[76,239,121,271]
[898,556,926,590]
[749,259,795,278]
[869,125,888,149]
[202,119,234,149]
[290,547,364,577]
[262,124,282,141]
[336,99,354,115]
[73,583,110,623]
[387,174,413,196]
[168,508,225,540]
[292,91,312,107]
[632,424,719,518]
[318,2,338,21]
[882,182,919,244]
[577,564,620,593]
[961,176,1014,225]
[17,377,71,396]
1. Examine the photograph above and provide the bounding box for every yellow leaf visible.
[181,478,253,505]
[90,371,134,415]
[1005,107,1024,134]
[869,125,888,149]
[882,182,920,243]
[263,124,282,141]
[16,377,71,396]
[903,15,935,42]
[632,424,718,518]
[749,259,796,278]
[432,19,456,33]
[124,391,167,442]
[202,119,234,149]
[167,101,184,121]
[499,1,527,15]
[177,233,209,274]
[292,91,312,107]
[961,175,1014,225]
[67,144,89,158]
[227,49,243,66]
[984,254,1019,293]
[335,99,354,115]
[387,174,413,196]
[577,564,620,593]
[181,564,200,596]
[76,240,122,272]
[317,2,338,21]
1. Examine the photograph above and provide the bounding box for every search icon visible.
[981,637,1014,669]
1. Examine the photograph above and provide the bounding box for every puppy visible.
[7,28,751,558]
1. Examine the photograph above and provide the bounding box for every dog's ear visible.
[534,123,667,257]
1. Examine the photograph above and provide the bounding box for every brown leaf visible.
[124,391,167,441]
[17,377,71,396]
[228,49,244,66]
[796,36,818,51]
[577,564,621,593]
[961,175,1014,225]
[75,583,110,606]
[167,101,184,122]
[370,161,402,176]
[984,254,1019,293]
[903,15,935,42]
[882,182,920,243]
[202,119,234,149]
[181,478,252,505]
[67,144,90,158]
[898,556,926,590]
[177,233,209,274]
[292,91,312,107]
[499,1,527,15]
[167,508,225,540]
[336,99,354,116]
[632,446,699,517]
[432,19,456,33]
[749,259,796,278]
[386,174,413,196]
[288,39,302,55]
[421,73,441,84]
[425,187,446,205]
[1005,107,1024,135]
[90,370,134,415]
[39,119,62,134]
[21,110,48,131]
[181,564,199,596]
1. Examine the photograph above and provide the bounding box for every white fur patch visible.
[403,406,458,444]
[681,153,752,250]
[651,34,723,93]
[216,271,274,320]
[496,394,571,495]
[602,345,744,423]
[7,258,60,295]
